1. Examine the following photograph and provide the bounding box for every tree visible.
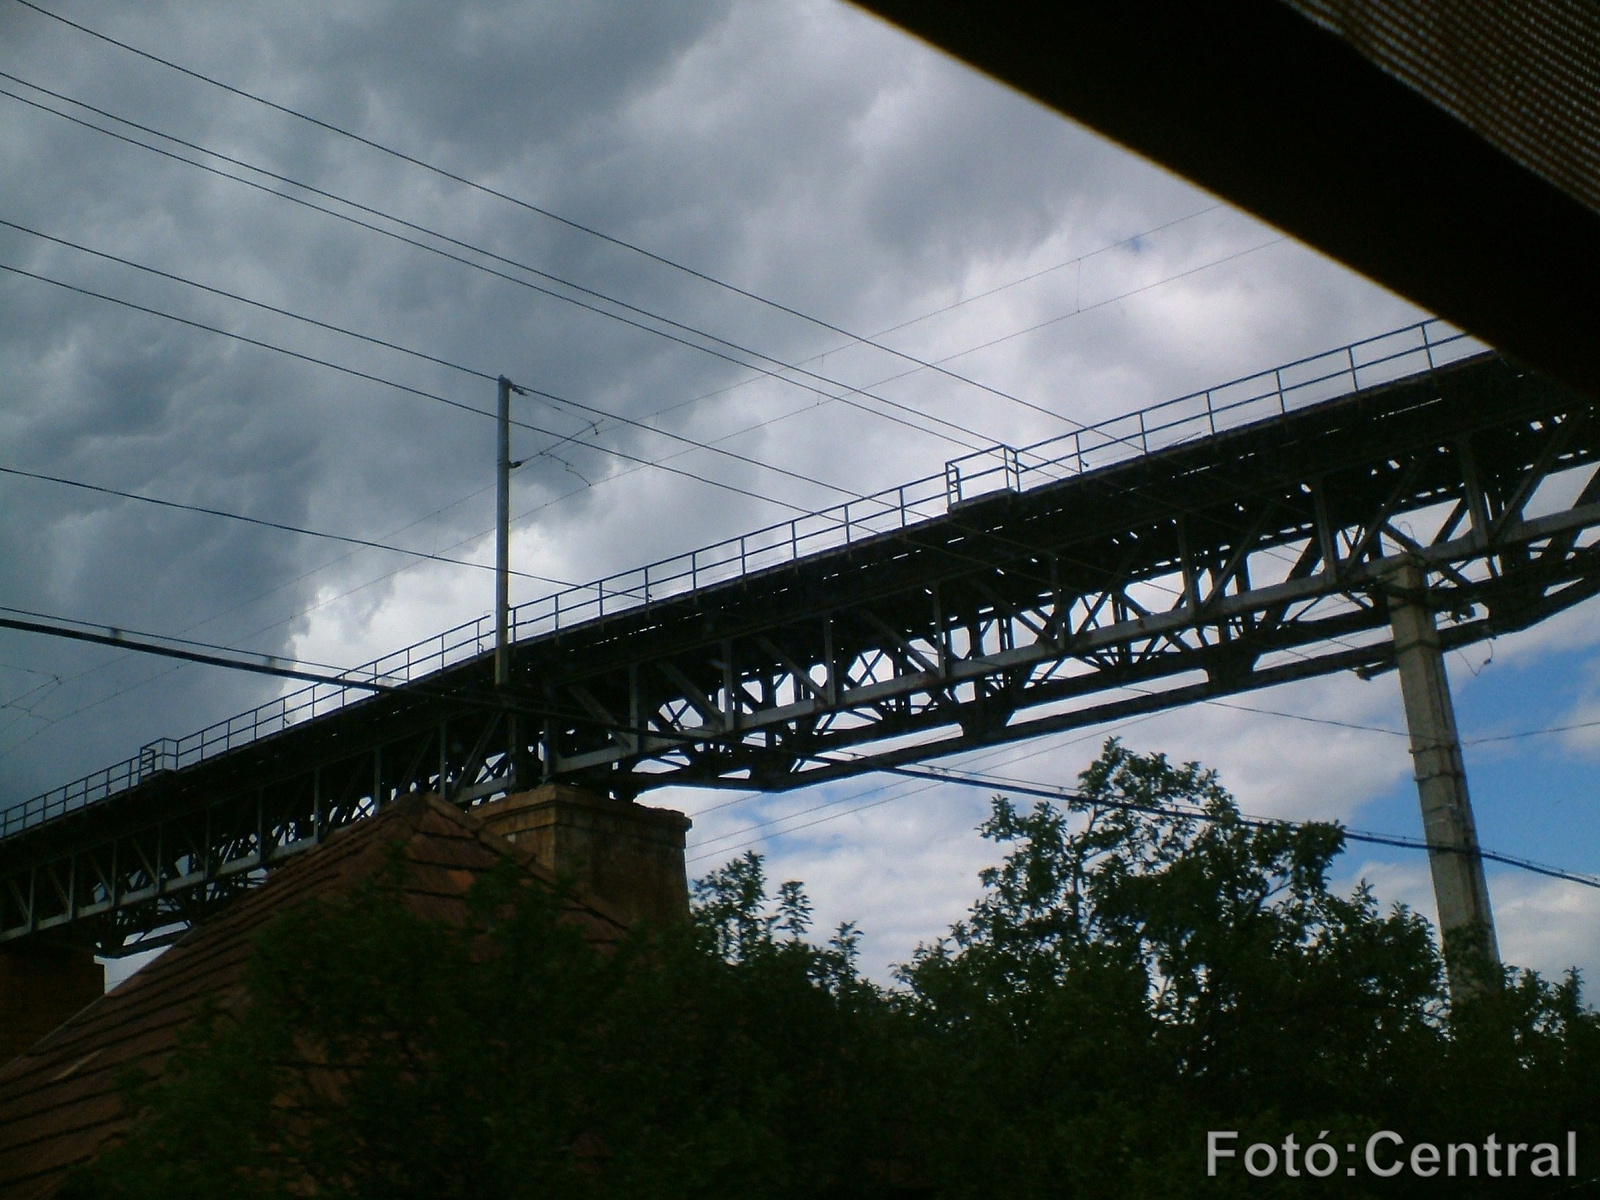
[68,852,902,1200]
[69,742,1600,1198]
[894,740,1600,1197]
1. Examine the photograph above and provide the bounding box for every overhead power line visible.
[9,0,1202,436]
[6,1,821,294]
[0,261,1103,702]
[0,217,882,508]
[0,604,395,691]
[1194,695,1600,751]
[0,198,1311,609]
[0,461,577,586]
[0,259,489,413]
[865,208,1224,339]
[0,602,669,731]
[1,259,1064,602]
[887,763,1600,891]
[0,260,824,518]
[2,16,1349,609]
[0,254,1134,611]
[508,201,1228,451]
[682,724,1086,848]
[0,71,1323,622]
[1,208,1286,557]
[0,74,997,454]
[0,216,490,380]
[1,62,1263,474]
[1464,719,1600,748]
[692,755,1600,893]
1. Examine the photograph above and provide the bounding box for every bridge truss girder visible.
[2,353,1596,954]
[538,362,1600,793]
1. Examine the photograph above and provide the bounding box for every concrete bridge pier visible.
[1383,556,1501,1000]
[474,784,692,927]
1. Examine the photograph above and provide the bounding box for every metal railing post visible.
[945,461,963,506]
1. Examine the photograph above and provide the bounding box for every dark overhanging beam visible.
[847,1,1600,401]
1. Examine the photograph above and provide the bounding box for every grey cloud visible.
[0,1,1406,815]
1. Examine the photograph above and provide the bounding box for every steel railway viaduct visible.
[3,321,1599,989]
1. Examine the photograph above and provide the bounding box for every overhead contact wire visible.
[0,462,574,586]
[0,75,997,454]
[0,261,819,517]
[0,72,1330,614]
[0,217,887,506]
[10,0,1220,438]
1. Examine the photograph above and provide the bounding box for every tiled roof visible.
[0,794,630,1198]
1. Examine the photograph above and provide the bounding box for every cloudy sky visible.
[1,0,1596,988]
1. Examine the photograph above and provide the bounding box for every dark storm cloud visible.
[0,0,1404,807]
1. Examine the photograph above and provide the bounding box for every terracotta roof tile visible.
[0,794,629,1198]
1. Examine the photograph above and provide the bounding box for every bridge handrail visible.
[950,320,1479,494]
[0,318,1483,839]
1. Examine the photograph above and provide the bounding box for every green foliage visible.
[68,851,901,1200]
[68,743,1600,1198]
[891,741,1600,1197]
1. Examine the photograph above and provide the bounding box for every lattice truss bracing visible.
[3,351,1598,953]
[538,357,1600,792]
[0,707,536,952]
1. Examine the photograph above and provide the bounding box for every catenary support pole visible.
[1383,555,1501,999]
[495,375,513,688]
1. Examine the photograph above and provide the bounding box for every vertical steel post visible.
[495,376,512,689]
[1384,556,1501,999]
